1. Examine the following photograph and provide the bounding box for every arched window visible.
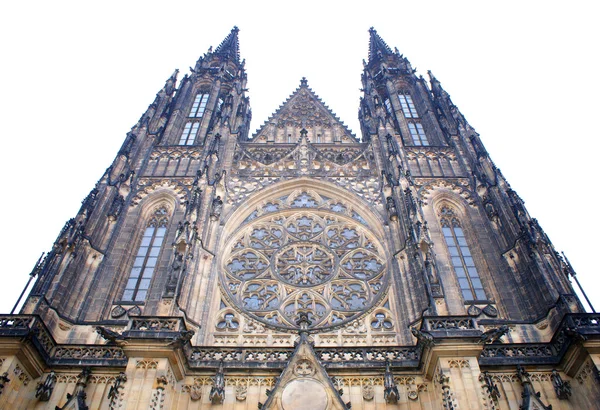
[384,98,393,116]
[439,206,486,301]
[398,93,418,118]
[122,207,169,302]
[189,92,209,118]
[179,121,200,145]
[408,122,429,146]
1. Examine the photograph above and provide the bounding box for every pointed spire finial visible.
[368,27,393,63]
[214,26,241,63]
[427,70,438,84]
[300,77,308,87]
[428,70,451,101]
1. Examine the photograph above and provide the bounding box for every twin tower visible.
[0,27,598,410]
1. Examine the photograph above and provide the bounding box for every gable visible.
[260,334,349,410]
[252,78,358,144]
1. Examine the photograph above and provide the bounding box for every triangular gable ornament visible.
[259,313,349,410]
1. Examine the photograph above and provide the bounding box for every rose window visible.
[275,242,334,286]
[221,208,388,330]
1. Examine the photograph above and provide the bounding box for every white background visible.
[0,1,598,314]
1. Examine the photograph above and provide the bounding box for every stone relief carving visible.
[130,178,191,207]
[293,359,315,377]
[417,178,475,206]
[235,384,248,401]
[362,384,375,401]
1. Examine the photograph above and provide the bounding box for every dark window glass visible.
[122,208,169,302]
[440,207,487,301]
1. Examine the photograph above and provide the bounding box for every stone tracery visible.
[221,191,388,331]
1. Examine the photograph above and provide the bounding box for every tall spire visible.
[214,26,240,63]
[368,27,393,63]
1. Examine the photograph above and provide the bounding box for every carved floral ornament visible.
[417,178,475,207]
[220,191,389,331]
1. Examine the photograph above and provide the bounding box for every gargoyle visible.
[479,325,510,344]
[168,330,195,348]
[96,326,126,345]
[564,326,587,344]
[410,327,435,347]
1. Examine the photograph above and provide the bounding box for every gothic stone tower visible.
[0,27,599,410]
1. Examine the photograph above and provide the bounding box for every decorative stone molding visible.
[479,370,500,409]
[13,364,30,385]
[136,359,159,369]
[435,368,457,410]
[575,359,595,384]
[130,178,190,207]
[149,376,168,410]
[423,316,477,331]
[182,376,276,389]
[448,359,470,368]
[35,370,56,401]
[220,205,388,332]
[417,178,475,206]
[107,372,127,410]
[53,346,127,362]
[130,317,184,331]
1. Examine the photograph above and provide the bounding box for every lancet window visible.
[122,207,169,302]
[384,98,393,116]
[408,122,429,146]
[440,207,486,301]
[189,93,209,118]
[179,121,200,145]
[398,93,418,118]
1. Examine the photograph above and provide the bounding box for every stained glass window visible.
[122,208,169,302]
[189,93,209,118]
[408,122,429,146]
[221,210,387,330]
[440,207,486,301]
[398,94,418,118]
[179,121,200,145]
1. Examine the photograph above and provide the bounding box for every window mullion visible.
[133,226,158,300]
[452,226,475,300]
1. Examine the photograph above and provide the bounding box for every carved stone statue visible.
[210,196,224,221]
[386,196,398,221]
[108,194,125,220]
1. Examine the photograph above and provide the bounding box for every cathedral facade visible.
[0,27,599,409]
